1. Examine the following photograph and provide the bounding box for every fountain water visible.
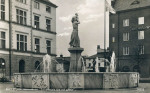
[78,56,86,72]
[110,51,116,72]
[34,54,60,72]
[95,57,99,72]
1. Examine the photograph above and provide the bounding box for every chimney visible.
[97,45,100,49]
[60,54,63,58]
[107,47,109,52]
[97,45,101,54]
[111,0,116,7]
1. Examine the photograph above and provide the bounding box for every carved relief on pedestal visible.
[69,74,84,88]
[14,74,22,88]
[32,75,49,89]
[103,74,119,88]
[129,74,138,87]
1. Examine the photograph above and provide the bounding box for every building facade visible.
[109,0,150,78]
[0,0,57,79]
[85,45,110,72]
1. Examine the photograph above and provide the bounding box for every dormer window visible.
[131,0,140,5]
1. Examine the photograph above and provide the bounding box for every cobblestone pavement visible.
[0,82,149,93]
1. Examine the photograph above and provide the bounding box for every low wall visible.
[14,72,139,89]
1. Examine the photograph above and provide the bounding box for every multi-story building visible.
[84,45,110,72]
[0,0,57,79]
[109,0,150,77]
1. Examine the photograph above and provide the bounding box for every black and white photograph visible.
[0,0,149,93]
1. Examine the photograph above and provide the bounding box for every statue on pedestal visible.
[68,13,84,72]
[69,13,80,47]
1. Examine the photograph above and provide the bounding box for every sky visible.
[50,0,111,57]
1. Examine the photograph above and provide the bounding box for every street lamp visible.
[2,62,5,82]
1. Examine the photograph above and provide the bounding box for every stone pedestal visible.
[68,47,84,72]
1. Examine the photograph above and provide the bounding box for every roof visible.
[85,54,97,59]
[56,59,70,64]
[113,0,150,11]
[37,0,58,8]
[56,57,70,64]
[97,48,109,53]
[85,53,109,59]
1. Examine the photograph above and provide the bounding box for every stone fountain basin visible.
[14,72,139,89]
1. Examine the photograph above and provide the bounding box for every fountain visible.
[95,57,100,72]
[78,56,86,72]
[14,13,139,90]
[110,51,116,72]
[43,54,52,73]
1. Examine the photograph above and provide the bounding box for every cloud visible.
[57,32,70,37]
[59,15,72,22]
[83,14,103,23]
[64,27,72,31]
[87,14,103,19]
[83,19,95,23]
[77,0,103,15]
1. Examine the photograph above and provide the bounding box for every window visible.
[112,23,115,28]
[122,66,130,72]
[0,58,5,72]
[138,17,144,25]
[46,6,51,13]
[89,63,91,67]
[46,19,51,31]
[133,65,140,72]
[138,45,144,55]
[34,38,40,53]
[34,1,39,9]
[123,19,129,27]
[112,37,115,42]
[17,34,27,51]
[123,32,129,41]
[16,9,27,25]
[19,60,25,73]
[123,47,129,55]
[1,0,5,20]
[34,15,39,29]
[0,32,5,49]
[131,0,140,5]
[98,63,100,67]
[138,31,144,40]
[46,40,51,55]
[35,61,40,71]
[16,0,26,4]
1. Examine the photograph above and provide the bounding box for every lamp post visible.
[2,62,5,82]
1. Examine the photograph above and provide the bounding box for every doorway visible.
[19,60,25,73]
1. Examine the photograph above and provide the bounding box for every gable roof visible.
[113,0,150,11]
